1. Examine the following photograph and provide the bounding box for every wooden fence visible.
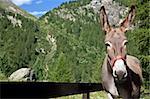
[0,82,103,99]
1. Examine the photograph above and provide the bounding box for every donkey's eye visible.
[123,40,128,46]
[105,43,110,47]
[124,41,128,45]
[122,40,128,48]
[105,42,112,47]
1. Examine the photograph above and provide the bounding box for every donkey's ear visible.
[120,5,136,32]
[100,6,111,33]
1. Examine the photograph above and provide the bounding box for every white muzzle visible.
[112,59,127,80]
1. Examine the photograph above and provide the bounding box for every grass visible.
[51,91,107,99]
[52,89,150,99]
[0,70,7,81]
[141,88,150,99]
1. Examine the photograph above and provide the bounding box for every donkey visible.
[100,6,143,99]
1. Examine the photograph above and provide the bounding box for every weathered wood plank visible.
[0,82,103,98]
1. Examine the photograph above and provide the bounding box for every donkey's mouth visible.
[114,70,128,82]
[114,76,127,83]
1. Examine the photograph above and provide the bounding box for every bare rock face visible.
[9,68,36,81]
[89,0,128,26]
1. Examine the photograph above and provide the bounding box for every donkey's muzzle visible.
[115,70,127,80]
[112,59,127,80]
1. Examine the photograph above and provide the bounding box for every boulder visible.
[9,68,36,81]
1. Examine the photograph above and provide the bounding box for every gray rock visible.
[89,0,128,26]
[9,68,36,81]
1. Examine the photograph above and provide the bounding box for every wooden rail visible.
[0,82,103,99]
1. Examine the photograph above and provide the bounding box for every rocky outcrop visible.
[56,0,128,26]
[7,15,22,27]
[9,68,36,81]
[89,0,128,26]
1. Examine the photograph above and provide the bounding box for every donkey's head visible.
[100,6,135,80]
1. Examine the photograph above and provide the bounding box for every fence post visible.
[82,93,90,99]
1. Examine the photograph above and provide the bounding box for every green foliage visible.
[0,9,39,76]
[39,4,105,82]
[0,70,7,80]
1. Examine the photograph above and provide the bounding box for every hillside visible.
[0,1,40,79]
[38,0,105,82]
[0,0,149,86]
[0,0,37,20]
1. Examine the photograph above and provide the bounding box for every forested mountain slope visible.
[0,0,40,79]
[0,0,149,86]
[38,0,105,82]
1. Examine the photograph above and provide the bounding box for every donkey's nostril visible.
[124,72,127,78]
[113,70,117,78]
[116,70,126,80]
[115,71,117,76]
